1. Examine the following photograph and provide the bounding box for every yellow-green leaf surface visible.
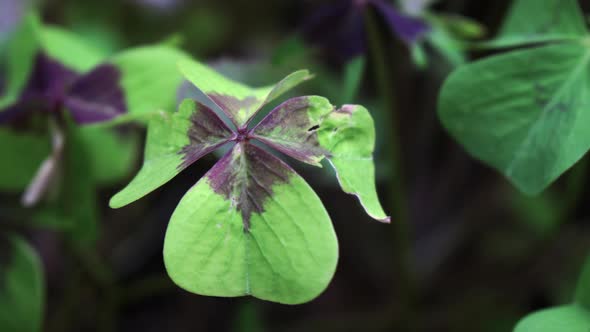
[318,105,390,222]
[163,143,338,304]
[110,99,234,208]
[251,98,389,222]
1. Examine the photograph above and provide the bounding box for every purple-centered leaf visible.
[109,99,234,208]
[178,59,312,127]
[251,96,334,167]
[180,101,235,168]
[64,64,126,124]
[207,142,291,231]
[207,94,261,125]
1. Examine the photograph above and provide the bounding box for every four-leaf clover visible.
[111,59,389,304]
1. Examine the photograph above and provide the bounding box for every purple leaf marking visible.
[207,142,291,231]
[179,100,234,169]
[1,53,128,125]
[252,96,330,166]
[64,65,127,124]
[19,53,79,112]
[207,93,260,126]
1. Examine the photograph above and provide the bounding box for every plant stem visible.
[364,7,415,328]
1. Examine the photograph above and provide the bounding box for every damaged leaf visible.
[111,62,389,304]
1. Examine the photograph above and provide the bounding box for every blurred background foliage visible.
[1,0,590,331]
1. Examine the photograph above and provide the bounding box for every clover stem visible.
[364,7,415,328]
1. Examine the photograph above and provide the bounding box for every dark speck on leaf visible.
[308,125,320,132]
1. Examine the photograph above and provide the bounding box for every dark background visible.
[9,0,590,331]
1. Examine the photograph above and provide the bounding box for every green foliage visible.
[342,56,365,103]
[489,0,586,48]
[0,128,50,191]
[110,45,191,116]
[112,61,389,303]
[438,0,590,195]
[515,306,590,332]
[0,234,44,332]
[0,13,40,109]
[515,252,590,331]
[317,105,390,222]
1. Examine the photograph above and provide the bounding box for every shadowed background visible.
[2,0,590,331]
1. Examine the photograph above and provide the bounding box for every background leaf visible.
[514,305,590,332]
[110,45,191,116]
[0,13,40,109]
[40,25,106,72]
[0,234,44,332]
[0,128,50,191]
[486,0,587,48]
[78,126,138,186]
[438,41,590,195]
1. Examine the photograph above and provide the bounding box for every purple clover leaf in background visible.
[0,53,126,125]
[302,0,430,61]
[0,53,126,207]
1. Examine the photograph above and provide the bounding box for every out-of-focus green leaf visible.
[438,14,487,39]
[426,15,467,67]
[110,46,190,116]
[271,36,310,66]
[439,41,590,195]
[410,43,428,69]
[515,305,590,332]
[575,253,590,309]
[40,25,106,72]
[0,128,50,191]
[0,13,40,109]
[61,121,99,246]
[342,56,365,103]
[0,234,44,332]
[486,0,587,48]
[34,121,99,245]
[78,126,138,186]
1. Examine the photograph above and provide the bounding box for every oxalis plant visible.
[110,59,389,304]
[439,0,590,330]
[0,9,187,330]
